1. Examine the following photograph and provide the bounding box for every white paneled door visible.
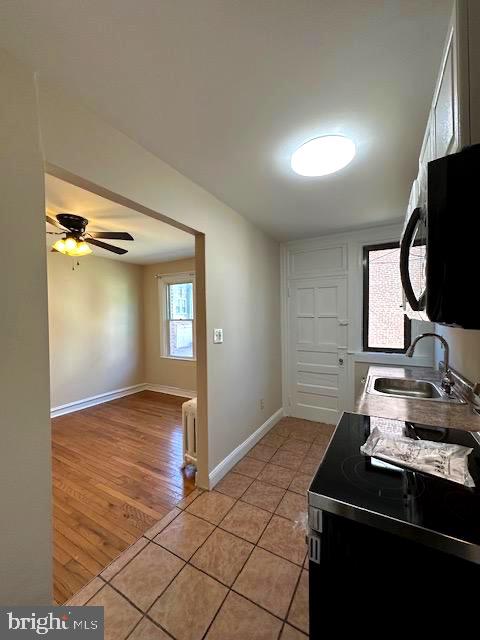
[288,277,348,424]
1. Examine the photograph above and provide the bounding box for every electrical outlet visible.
[213,328,223,343]
[259,398,265,410]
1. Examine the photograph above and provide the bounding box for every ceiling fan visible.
[46,213,134,257]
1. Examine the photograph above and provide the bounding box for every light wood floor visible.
[52,391,196,604]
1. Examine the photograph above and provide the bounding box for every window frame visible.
[159,273,196,361]
[362,241,411,354]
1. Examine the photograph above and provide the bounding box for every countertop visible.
[355,365,480,432]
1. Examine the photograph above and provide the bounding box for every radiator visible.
[182,397,197,468]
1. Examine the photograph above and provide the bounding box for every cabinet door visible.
[407,179,419,214]
[433,28,457,158]
[419,114,434,170]
[417,113,434,205]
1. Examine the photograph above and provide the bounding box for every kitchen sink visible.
[366,375,465,404]
[374,377,441,398]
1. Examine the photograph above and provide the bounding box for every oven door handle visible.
[400,206,426,311]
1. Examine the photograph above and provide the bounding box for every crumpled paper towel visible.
[361,428,475,487]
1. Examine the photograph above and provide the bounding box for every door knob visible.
[338,358,344,365]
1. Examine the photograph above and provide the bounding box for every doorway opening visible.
[44,167,207,604]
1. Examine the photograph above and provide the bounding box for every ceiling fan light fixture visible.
[64,236,78,252]
[68,240,92,257]
[52,238,67,254]
[47,213,133,257]
[52,236,92,256]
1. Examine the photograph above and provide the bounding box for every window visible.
[160,275,195,359]
[363,242,411,353]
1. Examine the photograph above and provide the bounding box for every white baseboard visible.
[51,382,196,417]
[145,384,196,399]
[209,407,285,489]
[51,383,149,418]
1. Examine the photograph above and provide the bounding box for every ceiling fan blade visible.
[89,231,134,240]
[46,214,66,229]
[86,238,128,255]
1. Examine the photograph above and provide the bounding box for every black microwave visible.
[400,144,480,329]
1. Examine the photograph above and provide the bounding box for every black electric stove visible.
[307,412,480,635]
[308,412,480,560]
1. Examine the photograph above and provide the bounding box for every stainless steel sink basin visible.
[366,375,465,404]
[374,377,441,398]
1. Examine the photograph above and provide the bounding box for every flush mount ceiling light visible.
[291,135,356,177]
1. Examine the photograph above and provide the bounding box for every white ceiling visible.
[45,174,195,264]
[2,1,451,240]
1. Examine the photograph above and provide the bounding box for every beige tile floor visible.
[66,417,334,640]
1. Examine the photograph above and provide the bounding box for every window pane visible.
[168,282,193,320]
[169,320,193,358]
[367,246,405,350]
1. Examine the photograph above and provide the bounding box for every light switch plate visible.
[213,328,223,343]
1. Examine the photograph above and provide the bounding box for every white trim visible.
[51,382,197,417]
[158,273,196,360]
[208,407,285,489]
[155,271,195,279]
[280,244,290,415]
[51,383,148,417]
[145,384,196,399]
[349,352,433,366]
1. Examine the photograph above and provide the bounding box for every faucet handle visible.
[470,384,480,414]
[441,370,455,395]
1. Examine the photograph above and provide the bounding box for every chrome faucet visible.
[406,332,455,395]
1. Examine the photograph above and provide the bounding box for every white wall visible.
[143,257,196,393]
[37,80,282,482]
[282,224,434,411]
[435,326,480,383]
[47,253,144,408]
[0,50,52,604]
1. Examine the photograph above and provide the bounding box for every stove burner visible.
[341,455,425,501]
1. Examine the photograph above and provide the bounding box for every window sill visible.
[349,351,434,367]
[160,355,196,362]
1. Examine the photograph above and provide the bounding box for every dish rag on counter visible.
[360,427,475,487]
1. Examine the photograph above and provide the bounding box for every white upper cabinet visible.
[407,179,419,215]
[429,0,471,159]
[406,0,476,216]
[433,27,457,159]
[417,112,434,207]
[419,113,434,171]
